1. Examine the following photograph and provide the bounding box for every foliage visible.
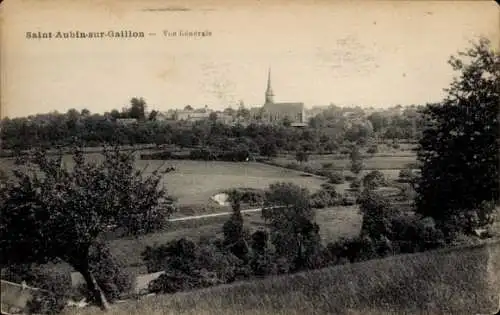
[398,168,416,183]
[222,200,250,262]
[310,183,340,208]
[146,238,244,294]
[366,145,378,154]
[362,170,386,190]
[262,182,321,271]
[249,229,278,277]
[349,146,364,175]
[416,38,499,232]
[78,241,135,302]
[358,189,400,240]
[390,216,446,253]
[327,171,344,184]
[295,150,309,163]
[0,146,172,309]
[1,263,72,314]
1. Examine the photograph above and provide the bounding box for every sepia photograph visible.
[0,0,499,314]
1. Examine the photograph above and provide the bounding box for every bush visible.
[398,168,415,183]
[390,216,446,253]
[344,174,357,182]
[362,170,386,189]
[2,263,72,315]
[224,188,265,206]
[350,178,361,190]
[358,190,400,240]
[392,143,400,149]
[145,238,245,294]
[78,242,134,302]
[327,171,344,184]
[366,145,378,154]
[321,162,334,169]
[324,236,384,264]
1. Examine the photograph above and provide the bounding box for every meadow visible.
[272,154,417,173]
[109,205,362,276]
[0,153,326,215]
[65,240,500,315]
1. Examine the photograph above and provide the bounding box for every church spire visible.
[265,67,274,104]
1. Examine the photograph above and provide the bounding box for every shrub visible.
[362,170,386,190]
[310,190,334,209]
[2,263,72,315]
[78,242,134,302]
[358,190,400,240]
[344,174,357,182]
[321,162,334,169]
[366,145,378,154]
[324,236,382,264]
[398,168,416,183]
[303,165,315,174]
[392,143,400,149]
[328,171,344,184]
[390,216,446,253]
[146,239,245,294]
[249,230,278,277]
[350,178,361,190]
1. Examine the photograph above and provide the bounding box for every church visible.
[250,69,307,126]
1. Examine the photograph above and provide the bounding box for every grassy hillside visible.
[109,206,362,275]
[66,240,500,315]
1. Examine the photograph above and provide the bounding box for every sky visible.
[1,0,498,118]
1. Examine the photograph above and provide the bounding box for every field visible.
[272,154,417,172]
[0,153,326,215]
[65,240,500,315]
[109,205,362,275]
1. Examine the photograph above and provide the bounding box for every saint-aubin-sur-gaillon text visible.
[25,30,213,39]
[26,31,146,39]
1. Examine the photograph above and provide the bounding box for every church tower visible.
[265,67,274,104]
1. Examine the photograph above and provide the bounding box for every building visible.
[174,106,212,122]
[116,118,138,125]
[252,68,307,126]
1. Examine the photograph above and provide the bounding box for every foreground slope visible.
[67,240,500,315]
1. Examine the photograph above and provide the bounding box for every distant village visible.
[113,69,404,127]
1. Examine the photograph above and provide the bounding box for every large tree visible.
[262,182,321,271]
[0,147,174,310]
[415,38,499,231]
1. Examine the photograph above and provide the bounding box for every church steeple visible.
[265,67,274,104]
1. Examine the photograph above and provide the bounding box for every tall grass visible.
[66,241,500,315]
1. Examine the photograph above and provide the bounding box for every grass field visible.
[0,154,325,213]
[272,154,417,172]
[109,206,362,276]
[64,240,500,315]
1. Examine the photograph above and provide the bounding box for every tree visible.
[260,141,278,159]
[0,146,174,310]
[262,182,320,271]
[128,97,147,121]
[295,150,309,164]
[282,116,292,127]
[222,190,249,262]
[349,145,364,175]
[367,112,388,133]
[415,38,499,233]
[148,110,159,121]
[362,170,386,190]
[358,189,399,240]
[209,112,218,123]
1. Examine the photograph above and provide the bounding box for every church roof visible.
[263,102,304,113]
